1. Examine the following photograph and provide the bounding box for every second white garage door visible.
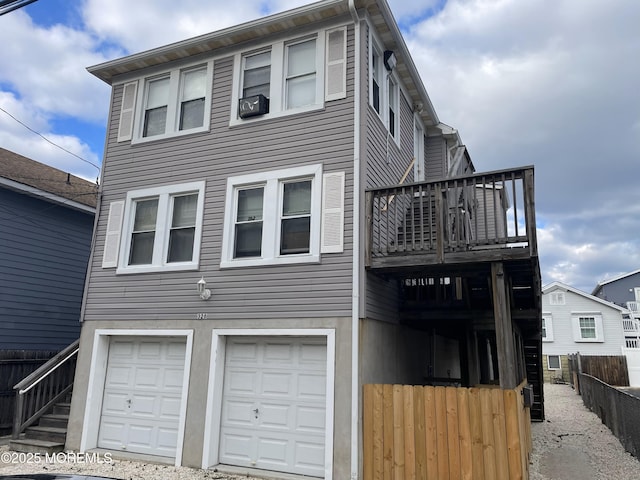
[97,336,186,458]
[219,336,327,477]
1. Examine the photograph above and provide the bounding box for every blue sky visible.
[1,0,639,293]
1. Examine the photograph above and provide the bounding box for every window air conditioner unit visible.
[239,94,269,118]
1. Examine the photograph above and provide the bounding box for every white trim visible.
[79,329,193,467]
[547,354,561,370]
[116,181,205,274]
[229,30,327,126]
[542,313,554,342]
[130,60,213,144]
[220,164,322,268]
[202,328,335,480]
[571,312,605,342]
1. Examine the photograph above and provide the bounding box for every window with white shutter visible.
[117,82,138,142]
[321,172,345,253]
[325,27,347,101]
[102,201,125,268]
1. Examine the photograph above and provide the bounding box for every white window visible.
[231,27,347,125]
[221,165,345,268]
[547,355,561,370]
[572,313,604,342]
[286,38,317,109]
[549,291,566,305]
[102,182,205,274]
[369,35,399,141]
[542,314,554,342]
[118,61,213,143]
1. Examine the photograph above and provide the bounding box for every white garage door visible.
[98,336,186,458]
[219,336,327,477]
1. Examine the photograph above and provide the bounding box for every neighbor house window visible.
[549,292,566,305]
[117,61,213,143]
[112,182,205,274]
[579,316,597,339]
[542,314,554,342]
[221,165,323,268]
[547,355,561,370]
[572,313,604,342]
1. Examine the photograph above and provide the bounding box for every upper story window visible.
[571,312,604,342]
[369,35,399,142]
[549,292,566,305]
[116,61,213,144]
[101,182,206,274]
[231,26,347,125]
[221,165,322,268]
[221,165,346,268]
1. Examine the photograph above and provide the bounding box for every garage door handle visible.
[253,408,259,417]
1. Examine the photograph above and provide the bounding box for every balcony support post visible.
[492,262,518,389]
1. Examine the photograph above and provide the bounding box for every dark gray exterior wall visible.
[0,188,91,350]
[593,273,640,307]
[83,23,356,323]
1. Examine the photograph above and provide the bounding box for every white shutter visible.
[325,27,347,101]
[321,171,345,253]
[117,81,138,142]
[102,200,125,268]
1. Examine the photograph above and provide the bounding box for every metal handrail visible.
[12,339,79,439]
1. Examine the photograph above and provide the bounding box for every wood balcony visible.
[365,166,538,273]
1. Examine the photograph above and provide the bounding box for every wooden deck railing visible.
[363,382,532,480]
[12,339,79,439]
[365,166,537,268]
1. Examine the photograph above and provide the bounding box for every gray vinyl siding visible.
[425,135,446,179]
[593,273,640,307]
[0,189,91,350]
[362,23,416,322]
[84,24,356,322]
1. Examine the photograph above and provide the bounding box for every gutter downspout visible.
[348,1,361,478]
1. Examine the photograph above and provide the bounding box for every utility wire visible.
[0,106,101,172]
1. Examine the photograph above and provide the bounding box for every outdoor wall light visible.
[384,50,397,71]
[197,276,211,300]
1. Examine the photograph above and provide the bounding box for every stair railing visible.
[12,339,79,439]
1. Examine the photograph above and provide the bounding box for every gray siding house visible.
[66,1,542,478]
[592,269,640,311]
[0,148,96,351]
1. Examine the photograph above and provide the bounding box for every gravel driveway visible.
[530,383,639,480]
[2,383,639,479]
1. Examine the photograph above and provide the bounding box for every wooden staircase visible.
[10,398,70,454]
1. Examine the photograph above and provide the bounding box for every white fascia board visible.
[0,177,95,214]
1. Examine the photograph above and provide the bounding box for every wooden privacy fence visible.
[363,383,532,480]
[568,353,629,391]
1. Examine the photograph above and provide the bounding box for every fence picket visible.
[457,387,473,480]
[446,387,461,479]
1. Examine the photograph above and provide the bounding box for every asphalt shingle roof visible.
[0,147,97,209]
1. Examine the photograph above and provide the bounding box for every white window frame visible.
[547,355,561,370]
[549,291,566,305]
[369,32,400,144]
[129,60,213,143]
[230,32,326,125]
[571,312,605,342]
[117,181,206,274]
[413,115,425,181]
[220,164,322,268]
[542,314,554,342]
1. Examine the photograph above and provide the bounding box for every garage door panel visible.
[298,373,326,399]
[259,403,291,429]
[98,336,186,458]
[261,372,293,396]
[295,406,325,432]
[219,336,326,477]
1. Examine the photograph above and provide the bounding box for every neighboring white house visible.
[541,282,629,383]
